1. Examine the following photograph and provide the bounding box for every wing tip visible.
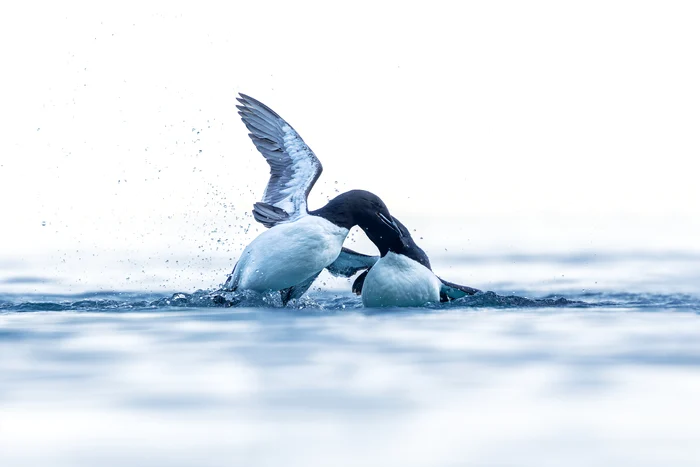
[236,93,282,119]
[438,276,481,301]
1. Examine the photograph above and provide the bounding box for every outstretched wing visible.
[237,93,323,225]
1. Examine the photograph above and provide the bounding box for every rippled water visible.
[1,254,700,466]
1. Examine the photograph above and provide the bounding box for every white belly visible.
[361,252,441,307]
[230,216,348,292]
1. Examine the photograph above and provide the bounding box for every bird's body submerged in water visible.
[361,251,442,307]
[351,217,480,307]
[223,94,401,304]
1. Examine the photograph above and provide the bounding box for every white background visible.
[1,1,699,291]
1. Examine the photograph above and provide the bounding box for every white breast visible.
[361,252,441,307]
[231,216,348,292]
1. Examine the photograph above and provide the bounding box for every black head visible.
[310,189,398,232]
[363,214,432,269]
[311,190,431,268]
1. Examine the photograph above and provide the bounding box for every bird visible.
[222,94,402,305]
[234,93,481,307]
[346,216,481,307]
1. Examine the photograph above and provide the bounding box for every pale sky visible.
[1,1,699,290]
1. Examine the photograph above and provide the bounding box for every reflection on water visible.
[2,299,700,466]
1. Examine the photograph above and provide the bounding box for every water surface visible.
[1,255,699,466]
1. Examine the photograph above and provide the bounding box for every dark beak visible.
[377,212,403,237]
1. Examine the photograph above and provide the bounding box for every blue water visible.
[2,256,700,466]
[2,289,700,313]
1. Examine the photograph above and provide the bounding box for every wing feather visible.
[326,248,379,277]
[236,93,323,224]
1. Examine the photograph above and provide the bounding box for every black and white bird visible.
[232,93,481,307]
[222,94,402,305]
[348,216,481,307]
